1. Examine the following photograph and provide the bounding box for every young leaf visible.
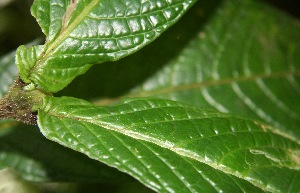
[0,121,129,182]
[129,0,300,140]
[0,38,43,98]
[38,96,300,192]
[16,0,197,93]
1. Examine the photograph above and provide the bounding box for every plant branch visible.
[0,77,47,125]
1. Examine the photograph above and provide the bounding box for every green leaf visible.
[16,0,197,93]
[0,50,18,98]
[38,96,300,192]
[128,0,300,140]
[0,38,44,98]
[0,121,129,182]
[58,1,220,100]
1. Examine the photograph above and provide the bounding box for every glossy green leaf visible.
[0,121,129,182]
[128,0,300,140]
[16,0,197,93]
[38,96,300,192]
[58,1,220,100]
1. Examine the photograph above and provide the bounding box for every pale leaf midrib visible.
[133,70,300,97]
[29,0,185,76]
[72,101,300,145]
[29,0,100,75]
[42,100,300,160]
[93,69,300,108]
[40,109,298,193]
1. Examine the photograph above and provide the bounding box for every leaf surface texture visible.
[129,0,300,140]
[16,0,196,92]
[0,120,128,182]
[38,96,300,192]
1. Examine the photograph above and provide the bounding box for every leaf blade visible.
[0,38,43,97]
[17,0,197,92]
[127,0,300,140]
[38,96,300,192]
[0,121,128,182]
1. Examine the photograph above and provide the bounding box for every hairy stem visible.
[0,77,47,125]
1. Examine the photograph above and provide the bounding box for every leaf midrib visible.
[41,108,298,193]
[94,69,300,107]
[29,0,100,75]
[133,69,300,97]
[41,102,300,164]
[29,0,186,77]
